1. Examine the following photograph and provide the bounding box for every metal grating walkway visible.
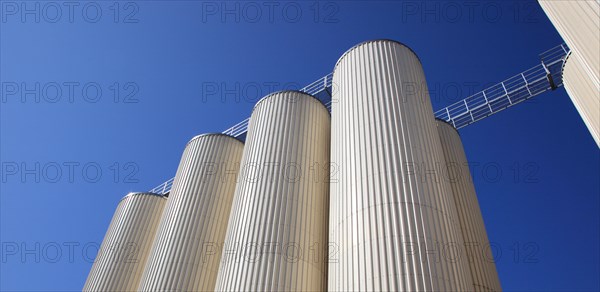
[434,43,569,128]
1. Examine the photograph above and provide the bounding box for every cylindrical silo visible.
[436,119,502,291]
[138,134,244,291]
[214,90,330,291]
[83,192,166,291]
[539,0,600,146]
[563,52,600,146]
[329,39,473,291]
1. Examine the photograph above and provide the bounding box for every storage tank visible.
[563,52,600,146]
[138,134,244,291]
[539,0,600,146]
[214,90,330,291]
[329,39,473,291]
[83,192,166,291]
[436,119,502,291]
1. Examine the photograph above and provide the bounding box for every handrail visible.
[149,43,569,194]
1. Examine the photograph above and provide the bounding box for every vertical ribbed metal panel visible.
[539,0,599,86]
[215,91,330,291]
[329,40,473,291]
[436,120,502,291]
[563,53,600,146]
[539,0,600,147]
[138,134,244,291]
[83,192,166,291]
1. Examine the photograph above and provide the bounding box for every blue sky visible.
[1,1,598,291]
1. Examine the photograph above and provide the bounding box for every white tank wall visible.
[436,120,502,291]
[539,0,600,146]
[563,53,600,146]
[215,91,331,291]
[83,192,166,291]
[539,0,599,86]
[138,134,244,291]
[329,40,473,291]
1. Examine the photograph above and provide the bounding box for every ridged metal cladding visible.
[563,53,600,146]
[539,0,599,86]
[83,192,166,291]
[138,134,244,291]
[539,0,600,147]
[436,120,502,291]
[329,40,473,291]
[214,91,331,291]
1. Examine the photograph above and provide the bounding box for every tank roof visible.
[333,39,422,72]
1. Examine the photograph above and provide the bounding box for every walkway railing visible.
[434,43,569,128]
[149,44,569,194]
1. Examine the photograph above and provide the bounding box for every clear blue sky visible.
[1,1,598,291]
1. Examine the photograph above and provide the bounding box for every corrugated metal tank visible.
[138,134,244,291]
[539,0,599,85]
[436,119,502,291]
[539,0,600,146]
[329,39,473,291]
[563,53,600,146]
[83,192,166,291]
[214,91,330,291]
